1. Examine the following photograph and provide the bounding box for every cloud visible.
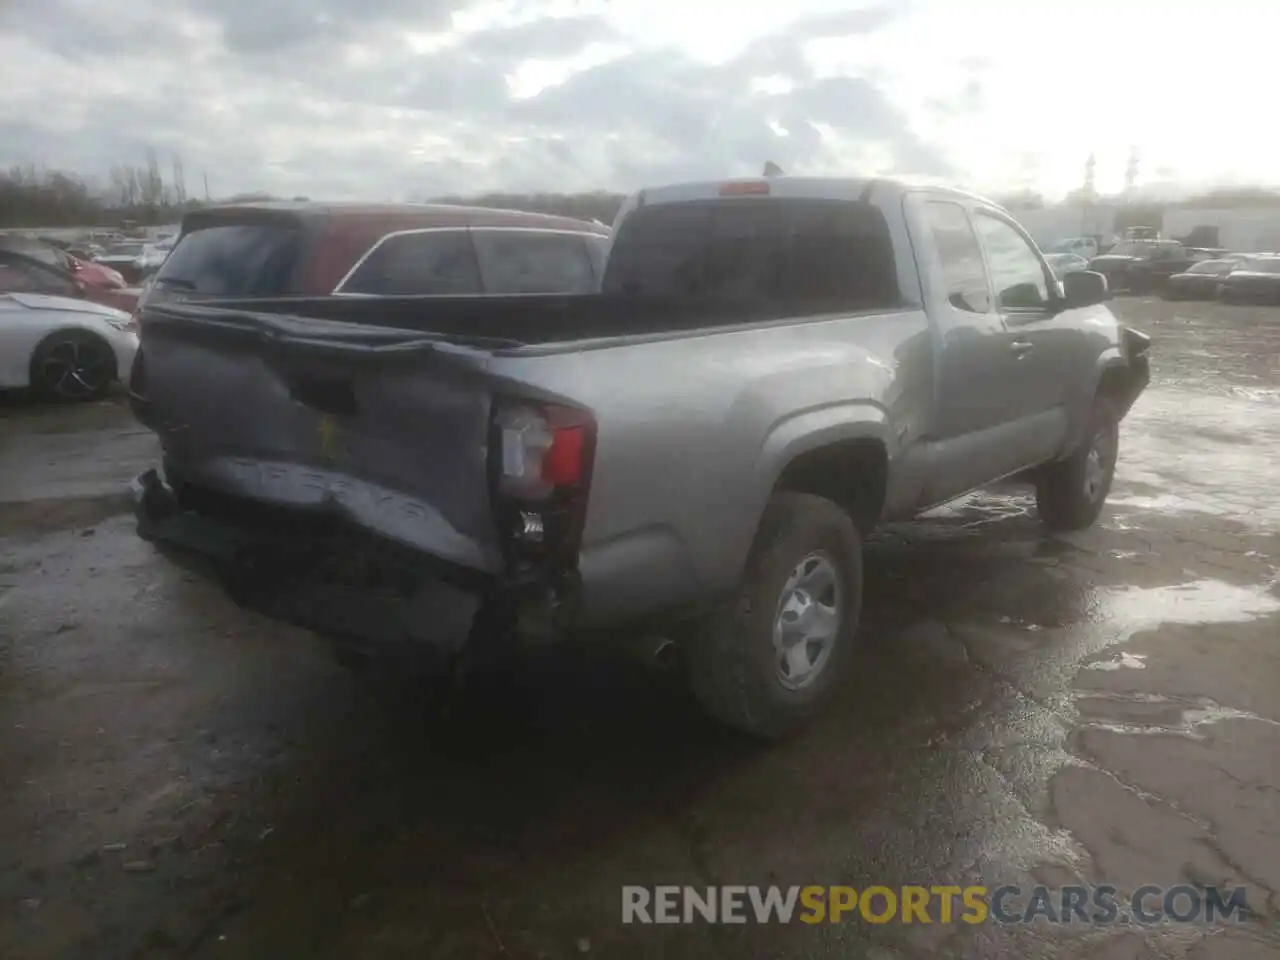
[188,0,465,54]
[0,0,953,200]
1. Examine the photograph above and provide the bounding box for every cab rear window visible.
[153,223,301,296]
[602,197,900,310]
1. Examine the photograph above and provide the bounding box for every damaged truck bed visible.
[129,293,840,663]
[129,177,1149,737]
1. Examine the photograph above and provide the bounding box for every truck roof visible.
[183,200,610,235]
[632,175,1004,211]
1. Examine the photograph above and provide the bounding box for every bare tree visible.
[142,148,166,207]
[172,153,187,204]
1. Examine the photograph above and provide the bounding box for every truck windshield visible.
[602,197,900,310]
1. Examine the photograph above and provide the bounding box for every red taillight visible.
[541,424,586,487]
[492,401,595,572]
[495,402,595,500]
[719,180,770,197]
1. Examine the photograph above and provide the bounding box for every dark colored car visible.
[1044,252,1090,280]
[1163,258,1238,301]
[1218,256,1280,304]
[138,201,612,316]
[1089,240,1193,295]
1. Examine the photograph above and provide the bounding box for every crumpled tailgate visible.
[132,306,502,575]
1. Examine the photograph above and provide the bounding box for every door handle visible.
[1010,340,1034,357]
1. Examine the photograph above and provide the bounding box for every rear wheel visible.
[1035,398,1120,531]
[686,492,863,740]
[29,330,117,402]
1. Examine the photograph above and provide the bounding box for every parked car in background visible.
[1218,255,1280,304]
[1121,226,1160,241]
[134,238,174,278]
[69,242,107,261]
[1088,240,1194,295]
[1163,258,1238,301]
[1045,237,1100,260]
[1186,247,1230,262]
[129,176,1151,737]
[0,292,138,400]
[136,201,612,317]
[1044,252,1090,279]
[0,247,139,313]
[94,241,156,283]
[0,235,128,298]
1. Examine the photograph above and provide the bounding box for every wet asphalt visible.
[1,299,1278,960]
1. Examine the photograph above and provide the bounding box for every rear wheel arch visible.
[773,438,889,536]
[1095,361,1132,405]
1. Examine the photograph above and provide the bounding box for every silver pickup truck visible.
[128,176,1150,738]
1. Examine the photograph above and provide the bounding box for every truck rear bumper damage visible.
[130,469,500,667]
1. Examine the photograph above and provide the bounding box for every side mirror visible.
[1063,270,1108,308]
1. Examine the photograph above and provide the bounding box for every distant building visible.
[1018,202,1280,254]
[1018,204,1120,248]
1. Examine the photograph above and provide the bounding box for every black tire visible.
[686,492,863,740]
[1035,398,1120,532]
[29,330,117,402]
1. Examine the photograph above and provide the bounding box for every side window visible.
[923,201,991,313]
[973,213,1050,312]
[472,231,598,294]
[0,255,76,296]
[340,230,481,295]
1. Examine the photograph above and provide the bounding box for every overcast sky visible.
[1,0,1274,201]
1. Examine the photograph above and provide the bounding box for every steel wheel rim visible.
[40,338,110,400]
[772,551,843,690]
[1083,424,1117,502]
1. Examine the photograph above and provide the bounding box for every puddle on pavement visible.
[1071,579,1280,739]
[1117,387,1280,529]
[1084,651,1147,671]
[1229,385,1280,403]
[1088,578,1280,640]
[1077,692,1280,740]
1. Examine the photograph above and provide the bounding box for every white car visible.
[95,241,148,272]
[0,293,139,401]
[135,239,174,275]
